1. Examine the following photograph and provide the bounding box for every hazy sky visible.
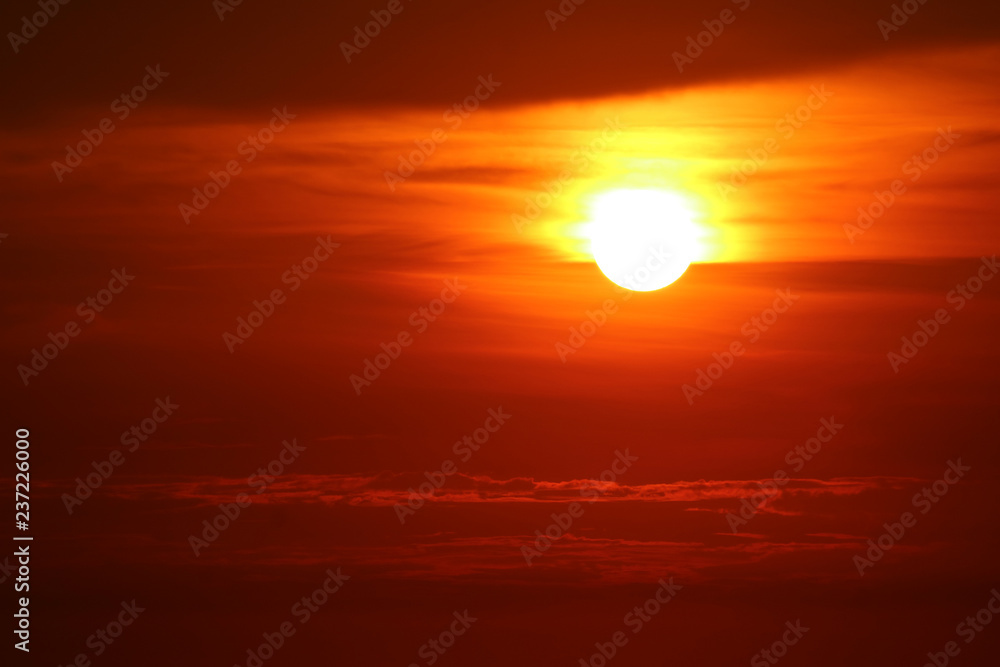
[3,1,999,665]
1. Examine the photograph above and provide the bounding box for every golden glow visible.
[585,189,700,291]
[134,44,1000,267]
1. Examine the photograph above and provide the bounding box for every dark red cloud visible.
[3,0,999,123]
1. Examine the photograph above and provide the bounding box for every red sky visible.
[2,0,999,665]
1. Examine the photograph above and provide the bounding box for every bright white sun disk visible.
[587,189,699,291]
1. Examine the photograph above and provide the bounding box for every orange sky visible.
[3,1,999,665]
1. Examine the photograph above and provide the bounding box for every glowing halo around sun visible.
[586,189,700,291]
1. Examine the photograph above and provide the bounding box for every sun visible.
[586,189,700,291]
